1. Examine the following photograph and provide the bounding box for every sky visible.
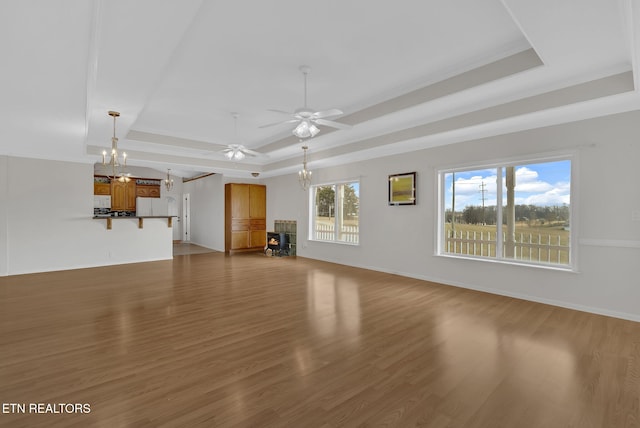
[351,182,360,197]
[443,160,570,210]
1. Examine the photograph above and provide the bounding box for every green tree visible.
[463,206,481,224]
[316,186,335,217]
[342,184,359,219]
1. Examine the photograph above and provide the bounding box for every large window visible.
[310,181,359,244]
[439,157,573,268]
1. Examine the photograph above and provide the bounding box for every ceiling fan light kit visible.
[293,120,320,139]
[223,145,247,161]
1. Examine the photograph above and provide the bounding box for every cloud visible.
[514,167,553,192]
[452,174,497,195]
[518,181,570,206]
[446,166,570,208]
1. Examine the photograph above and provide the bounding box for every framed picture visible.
[388,172,416,205]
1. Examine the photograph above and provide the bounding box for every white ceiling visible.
[1,0,639,179]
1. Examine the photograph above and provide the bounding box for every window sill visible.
[435,253,578,273]
[308,239,360,247]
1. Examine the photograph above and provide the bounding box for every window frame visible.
[308,179,360,245]
[436,152,578,271]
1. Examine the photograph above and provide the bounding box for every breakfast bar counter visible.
[93,216,175,230]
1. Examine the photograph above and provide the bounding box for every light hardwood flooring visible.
[172,242,218,256]
[0,252,639,427]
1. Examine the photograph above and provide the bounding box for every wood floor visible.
[172,242,218,256]
[0,252,639,427]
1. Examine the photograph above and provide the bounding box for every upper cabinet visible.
[111,179,136,211]
[249,184,266,219]
[136,185,161,198]
[135,178,162,198]
[94,176,111,195]
[229,183,250,219]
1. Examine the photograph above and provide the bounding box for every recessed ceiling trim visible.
[261,71,635,174]
[626,0,640,90]
[86,145,261,173]
[341,48,543,126]
[126,130,228,152]
[256,49,543,154]
[499,0,546,64]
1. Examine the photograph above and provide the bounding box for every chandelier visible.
[164,169,174,191]
[102,111,128,181]
[298,145,312,190]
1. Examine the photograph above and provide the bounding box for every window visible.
[310,181,359,244]
[439,157,572,268]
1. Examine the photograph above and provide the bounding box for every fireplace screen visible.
[265,232,288,256]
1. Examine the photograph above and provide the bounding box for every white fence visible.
[446,230,569,264]
[312,224,567,263]
[315,223,359,244]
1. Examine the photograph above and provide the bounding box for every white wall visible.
[265,111,640,321]
[0,157,172,276]
[0,156,8,276]
[183,173,225,251]
[183,174,265,251]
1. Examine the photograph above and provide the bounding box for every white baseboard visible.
[301,255,640,323]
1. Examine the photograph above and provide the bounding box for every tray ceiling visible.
[1,0,638,178]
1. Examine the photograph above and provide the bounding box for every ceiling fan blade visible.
[220,144,263,157]
[243,148,263,157]
[267,109,294,115]
[259,119,299,128]
[312,109,343,119]
[314,118,351,129]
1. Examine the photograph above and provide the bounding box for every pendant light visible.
[298,145,312,190]
[102,111,128,181]
[164,169,174,191]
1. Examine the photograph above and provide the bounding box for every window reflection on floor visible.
[306,270,361,340]
[436,311,576,409]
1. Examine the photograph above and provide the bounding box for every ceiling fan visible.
[221,113,261,161]
[261,65,351,139]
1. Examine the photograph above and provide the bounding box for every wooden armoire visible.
[224,183,267,253]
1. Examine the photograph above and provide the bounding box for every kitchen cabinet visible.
[94,182,111,195]
[111,179,137,211]
[94,176,161,212]
[225,183,266,253]
[136,185,160,198]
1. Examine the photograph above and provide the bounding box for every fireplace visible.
[265,231,288,256]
